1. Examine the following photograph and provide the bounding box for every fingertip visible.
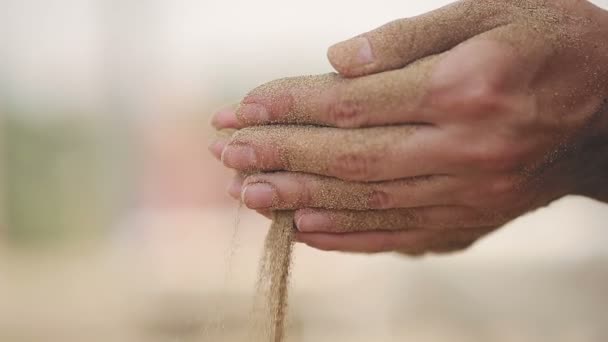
[293,209,311,232]
[211,105,241,129]
[294,209,333,233]
[221,144,258,170]
[327,36,375,77]
[208,139,227,161]
[241,182,276,209]
[236,102,270,125]
[238,92,294,125]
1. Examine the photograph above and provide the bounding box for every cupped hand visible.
[210,0,608,254]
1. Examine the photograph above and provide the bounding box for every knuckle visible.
[368,188,394,210]
[463,141,523,172]
[398,209,420,227]
[431,72,508,116]
[326,93,367,128]
[487,176,519,197]
[463,145,495,167]
[300,187,314,208]
[460,79,506,114]
[331,151,378,181]
[472,176,523,210]
[292,174,314,207]
[461,176,521,209]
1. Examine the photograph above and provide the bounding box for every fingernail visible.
[227,177,243,199]
[221,144,257,169]
[330,37,375,68]
[208,140,226,161]
[295,211,332,232]
[238,103,269,124]
[242,183,276,209]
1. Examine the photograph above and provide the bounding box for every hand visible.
[210,0,608,254]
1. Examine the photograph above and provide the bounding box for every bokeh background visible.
[2,0,608,341]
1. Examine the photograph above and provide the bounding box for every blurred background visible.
[1,0,608,341]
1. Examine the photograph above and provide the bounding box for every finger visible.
[293,207,489,233]
[226,174,273,219]
[327,0,510,77]
[211,104,243,130]
[209,129,237,161]
[222,125,447,182]
[295,229,432,253]
[209,138,228,161]
[236,56,442,128]
[296,226,490,254]
[240,172,459,210]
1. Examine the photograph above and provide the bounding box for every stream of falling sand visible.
[250,211,296,342]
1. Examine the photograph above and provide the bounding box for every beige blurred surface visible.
[1,198,608,342]
[1,0,608,341]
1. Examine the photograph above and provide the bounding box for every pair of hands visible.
[210,0,608,255]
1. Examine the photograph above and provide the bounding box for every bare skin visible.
[210,0,608,255]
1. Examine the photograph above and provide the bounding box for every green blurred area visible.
[1,113,118,248]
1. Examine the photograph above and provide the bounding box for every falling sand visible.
[250,211,296,342]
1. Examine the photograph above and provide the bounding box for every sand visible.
[230,124,419,182]
[251,211,296,342]
[237,55,440,127]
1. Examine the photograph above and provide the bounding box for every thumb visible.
[327,0,509,77]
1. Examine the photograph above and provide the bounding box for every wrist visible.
[577,99,608,202]
[572,42,608,200]
[598,103,608,202]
